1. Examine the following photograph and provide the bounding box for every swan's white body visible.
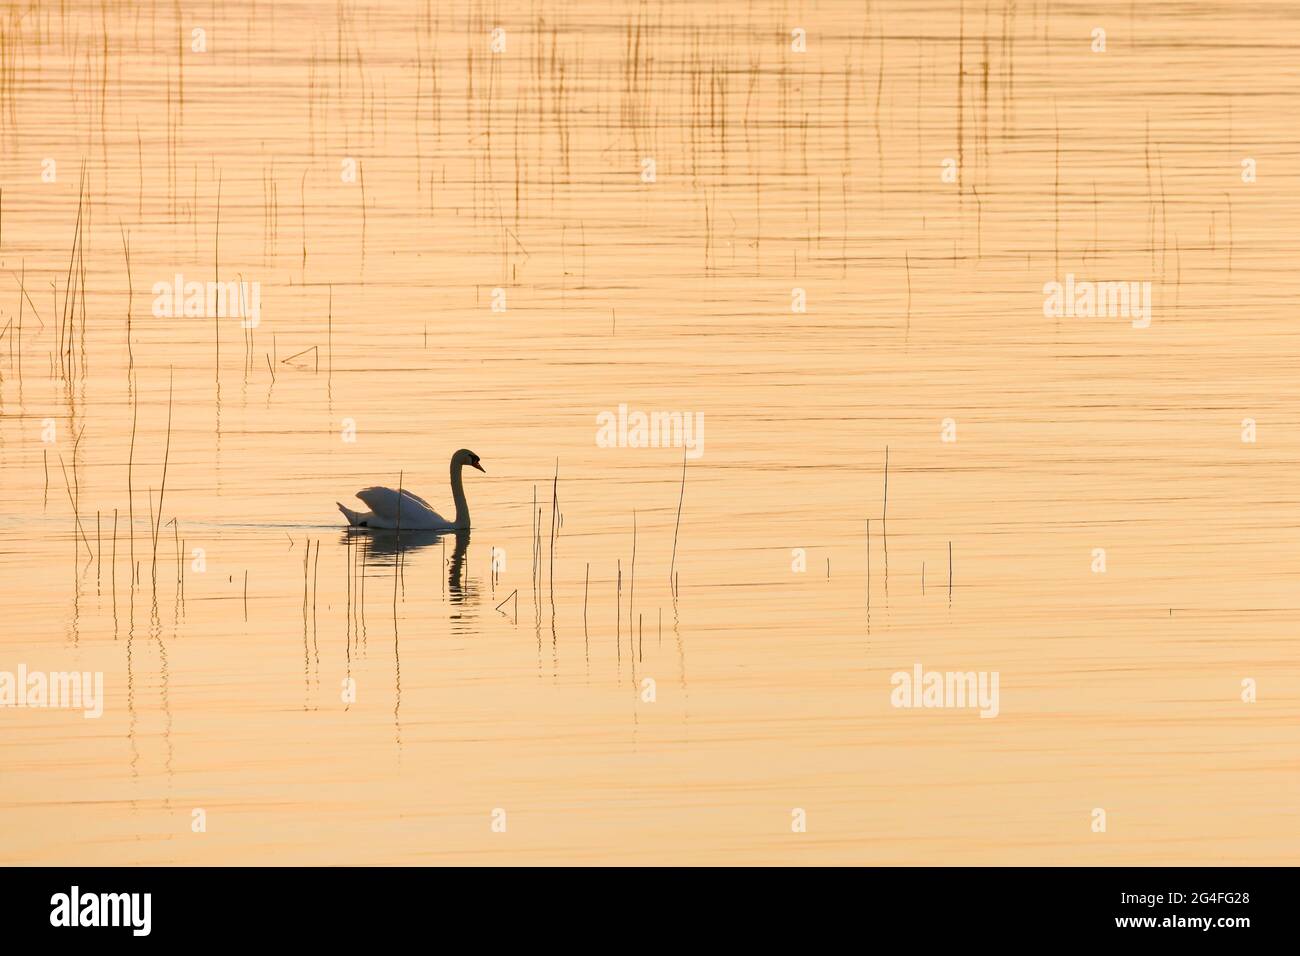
[338,486,453,530]
[338,449,483,531]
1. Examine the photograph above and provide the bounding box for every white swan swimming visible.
[337,449,484,531]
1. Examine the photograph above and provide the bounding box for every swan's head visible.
[453,448,485,473]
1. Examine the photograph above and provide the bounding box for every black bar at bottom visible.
[0,866,1280,942]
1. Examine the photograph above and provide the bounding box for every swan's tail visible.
[337,502,366,526]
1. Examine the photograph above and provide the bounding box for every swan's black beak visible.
[471,460,485,473]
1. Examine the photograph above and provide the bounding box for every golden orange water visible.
[1,0,1297,865]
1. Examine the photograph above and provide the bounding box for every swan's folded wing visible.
[355,486,443,523]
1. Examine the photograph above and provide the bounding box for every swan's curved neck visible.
[450,459,470,528]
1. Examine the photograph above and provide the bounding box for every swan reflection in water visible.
[341,527,477,604]
[335,528,476,742]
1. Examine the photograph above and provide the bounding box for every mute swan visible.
[337,449,484,531]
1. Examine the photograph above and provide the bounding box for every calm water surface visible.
[1,0,1297,864]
